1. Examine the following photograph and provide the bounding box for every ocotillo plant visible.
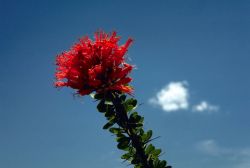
[54,31,172,168]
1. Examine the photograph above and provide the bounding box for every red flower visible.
[55,31,133,95]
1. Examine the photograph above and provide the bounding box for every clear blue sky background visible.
[1,0,250,168]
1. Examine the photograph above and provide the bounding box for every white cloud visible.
[196,139,250,168]
[196,139,230,156]
[149,81,220,113]
[149,81,189,112]
[232,149,250,168]
[233,156,250,168]
[192,101,219,112]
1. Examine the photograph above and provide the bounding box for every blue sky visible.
[1,0,250,168]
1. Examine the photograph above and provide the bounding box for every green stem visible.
[111,92,150,168]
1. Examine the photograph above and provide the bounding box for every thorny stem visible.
[111,92,150,168]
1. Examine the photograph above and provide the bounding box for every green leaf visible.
[142,130,153,143]
[153,149,162,156]
[139,116,144,124]
[121,153,131,160]
[120,94,127,101]
[134,165,141,168]
[104,105,115,119]
[159,160,167,167]
[109,127,121,134]
[126,98,137,107]
[145,144,155,155]
[117,136,130,150]
[124,98,137,112]
[117,138,130,150]
[153,159,161,167]
[139,129,145,136]
[97,100,106,112]
[129,112,142,123]
[103,118,116,129]
[147,130,153,139]
[135,123,143,127]
[127,105,134,112]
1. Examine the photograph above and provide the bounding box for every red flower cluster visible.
[55,31,133,95]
